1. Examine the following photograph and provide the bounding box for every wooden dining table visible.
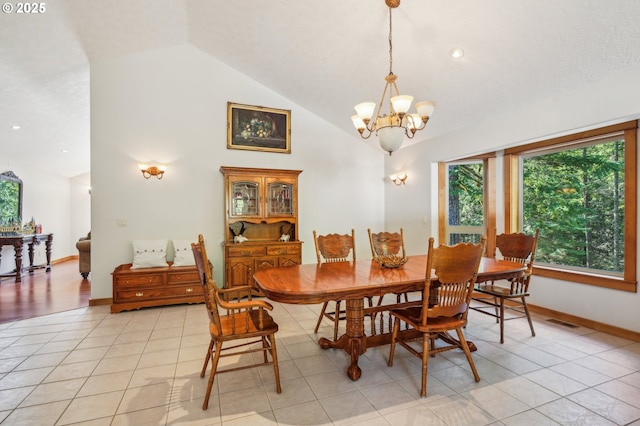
[253,255,526,381]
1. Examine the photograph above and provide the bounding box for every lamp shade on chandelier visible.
[351,0,435,155]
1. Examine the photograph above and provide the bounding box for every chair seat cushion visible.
[475,283,529,298]
[210,309,278,338]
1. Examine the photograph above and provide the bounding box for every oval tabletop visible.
[253,255,525,305]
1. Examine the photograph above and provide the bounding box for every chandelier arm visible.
[413,116,429,132]
[370,81,393,132]
[390,80,407,124]
[390,80,401,99]
[359,129,374,139]
[404,127,415,139]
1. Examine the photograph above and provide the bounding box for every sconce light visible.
[138,164,167,180]
[389,173,408,186]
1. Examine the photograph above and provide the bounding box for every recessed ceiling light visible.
[11,125,21,130]
[61,149,69,153]
[449,48,465,59]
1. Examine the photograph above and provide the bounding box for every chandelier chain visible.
[388,6,393,75]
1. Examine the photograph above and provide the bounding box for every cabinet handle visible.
[135,292,144,297]
[186,287,193,293]
[176,276,182,280]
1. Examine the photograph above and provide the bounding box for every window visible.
[445,162,485,244]
[505,121,637,292]
[438,157,496,253]
[522,138,624,274]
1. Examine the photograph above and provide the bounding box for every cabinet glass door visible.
[267,181,294,216]
[231,181,260,217]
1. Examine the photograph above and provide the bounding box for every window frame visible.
[439,120,637,292]
[504,120,637,292]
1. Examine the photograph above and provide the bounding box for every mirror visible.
[0,171,23,225]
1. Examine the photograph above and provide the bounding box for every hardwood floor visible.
[0,259,90,323]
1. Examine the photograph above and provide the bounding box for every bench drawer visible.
[114,274,163,287]
[167,271,200,284]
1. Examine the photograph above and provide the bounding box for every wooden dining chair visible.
[388,236,486,397]
[368,228,409,304]
[191,234,281,410]
[470,229,539,343]
[312,229,356,341]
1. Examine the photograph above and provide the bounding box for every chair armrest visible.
[217,286,256,302]
[217,297,274,312]
[217,285,253,296]
[76,240,91,251]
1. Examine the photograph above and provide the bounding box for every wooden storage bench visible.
[111,263,204,313]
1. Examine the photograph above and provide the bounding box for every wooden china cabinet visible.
[221,166,302,295]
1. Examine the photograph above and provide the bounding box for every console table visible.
[0,233,53,282]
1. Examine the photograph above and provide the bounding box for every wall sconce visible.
[138,164,167,180]
[389,173,408,186]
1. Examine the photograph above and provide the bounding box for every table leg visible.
[13,240,23,283]
[318,298,366,381]
[27,238,35,274]
[44,234,53,272]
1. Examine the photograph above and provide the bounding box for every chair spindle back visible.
[314,229,356,263]
[368,228,406,258]
[494,229,539,292]
[423,236,486,325]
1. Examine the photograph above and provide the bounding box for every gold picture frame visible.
[227,102,291,153]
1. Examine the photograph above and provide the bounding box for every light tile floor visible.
[0,299,639,425]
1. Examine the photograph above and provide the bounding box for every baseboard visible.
[89,298,112,307]
[52,255,77,264]
[528,303,640,343]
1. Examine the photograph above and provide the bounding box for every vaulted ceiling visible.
[2,0,640,177]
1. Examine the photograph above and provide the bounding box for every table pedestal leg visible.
[318,298,366,381]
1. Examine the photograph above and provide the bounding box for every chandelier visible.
[351,0,435,155]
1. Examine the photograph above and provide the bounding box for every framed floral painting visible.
[227,102,291,153]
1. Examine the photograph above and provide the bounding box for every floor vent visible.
[546,318,579,328]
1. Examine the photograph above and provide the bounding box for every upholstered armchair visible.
[76,232,91,278]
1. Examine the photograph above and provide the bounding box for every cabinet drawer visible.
[167,270,200,284]
[266,245,301,256]
[227,246,267,257]
[115,274,163,286]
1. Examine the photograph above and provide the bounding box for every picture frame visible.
[227,102,291,153]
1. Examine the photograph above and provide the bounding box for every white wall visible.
[386,64,640,333]
[0,161,77,274]
[70,172,91,241]
[89,44,385,299]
